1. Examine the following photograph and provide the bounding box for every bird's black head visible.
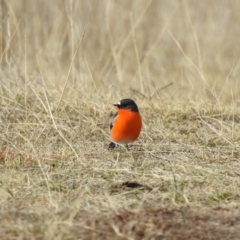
[113,98,139,112]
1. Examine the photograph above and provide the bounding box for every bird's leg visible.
[126,143,129,151]
[108,142,116,150]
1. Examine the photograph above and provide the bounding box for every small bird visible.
[109,98,142,150]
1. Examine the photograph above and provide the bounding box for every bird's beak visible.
[113,103,120,107]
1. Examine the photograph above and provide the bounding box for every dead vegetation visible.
[1,0,240,239]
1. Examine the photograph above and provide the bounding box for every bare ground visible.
[1,0,240,239]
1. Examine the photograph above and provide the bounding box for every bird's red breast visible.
[110,108,142,144]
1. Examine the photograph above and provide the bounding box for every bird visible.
[108,98,142,150]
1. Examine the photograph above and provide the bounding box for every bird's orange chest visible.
[111,109,142,143]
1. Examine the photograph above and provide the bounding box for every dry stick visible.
[32,57,52,146]
[27,70,72,202]
[108,84,121,100]
[150,82,174,99]
[69,0,75,84]
[230,90,235,142]
[183,1,203,72]
[169,30,221,103]
[34,56,54,137]
[130,82,174,99]
[128,3,181,98]
[30,85,49,113]
[85,57,97,91]
[29,86,51,141]
[35,57,86,165]
[24,34,27,110]
[0,94,26,110]
[0,17,21,64]
[101,0,153,78]
[6,131,53,205]
[130,87,148,99]
[195,108,237,148]
[168,31,207,85]
[0,0,4,61]
[145,3,182,60]
[200,115,235,129]
[40,29,85,160]
[116,0,153,56]
[42,87,82,165]
[105,0,122,83]
[218,61,235,100]
[130,13,144,94]
[56,29,85,110]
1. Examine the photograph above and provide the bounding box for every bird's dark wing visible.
[108,112,118,150]
[109,112,118,131]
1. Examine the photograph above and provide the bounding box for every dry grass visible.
[1,0,240,239]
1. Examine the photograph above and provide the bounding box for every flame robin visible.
[109,99,142,149]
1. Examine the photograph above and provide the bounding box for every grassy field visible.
[1,0,240,239]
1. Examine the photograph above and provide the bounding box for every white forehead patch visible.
[118,101,121,105]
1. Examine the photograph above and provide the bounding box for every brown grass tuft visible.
[1,0,240,239]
